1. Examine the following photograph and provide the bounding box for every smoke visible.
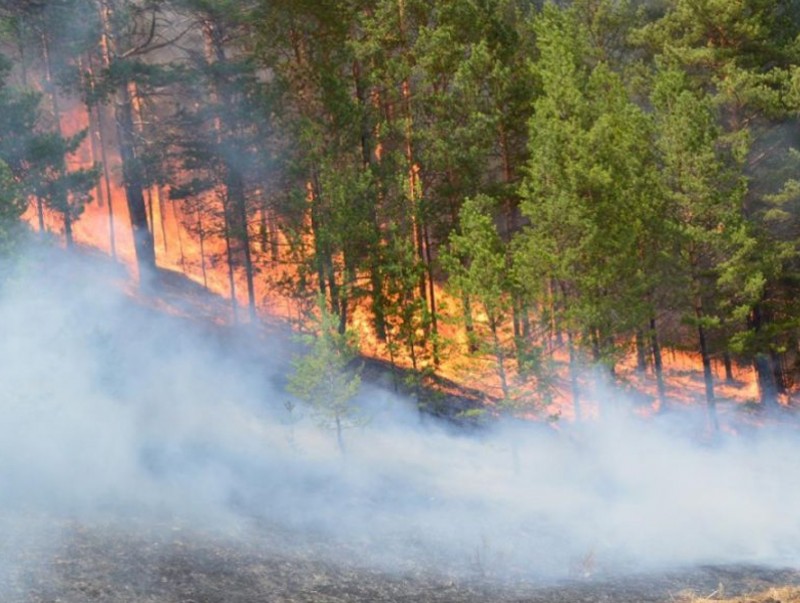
[1,244,800,590]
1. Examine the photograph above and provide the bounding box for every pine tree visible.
[0,52,91,250]
[443,195,514,403]
[287,297,362,455]
[651,64,757,427]
[518,2,655,416]
[163,0,271,321]
[0,0,100,244]
[636,0,800,406]
[94,0,166,280]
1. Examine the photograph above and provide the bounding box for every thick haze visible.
[1,246,800,586]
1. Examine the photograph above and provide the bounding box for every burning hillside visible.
[6,0,800,424]
[0,246,799,602]
[2,1,800,600]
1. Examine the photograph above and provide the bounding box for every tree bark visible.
[463,294,477,353]
[490,314,510,402]
[98,0,155,279]
[227,168,257,322]
[695,300,718,431]
[649,316,667,411]
[41,26,72,246]
[749,302,780,409]
[203,18,257,321]
[352,58,388,342]
[423,222,440,365]
[116,82,156,274]
[335,414,345,456]
[195,209,208,289]
[723,351,734,383]
[635,329,648,373]
[86,52,117,260]
[567,329,581,421]
[223,211,239,325]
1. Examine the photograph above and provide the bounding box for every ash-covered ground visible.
[2,247,800,602]
[4,518,800,603]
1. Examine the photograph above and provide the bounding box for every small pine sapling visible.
[287,297,363,455]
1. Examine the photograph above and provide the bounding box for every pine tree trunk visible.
[145,186,155,234]
[591,329,601,364]
[559,282,580,420]
[771,349,787,396]
[86,57,117,260]
[259,206,268,253]
[268,209,279,263]
[173,201,186,272]
[490,315,510,402]
[386,333,399,392]
[550,278,563,347]
[463,294,477,353]
[335,414,345,456]
[423,222,440,365]
[567,329,581,421]
[635,329,648,373]
[155,187,168,253]
[513,296,532,374]
[325,252,341,320]
[81,56,103,211]
[649,316,667,411]
[754,354,776,406]
[196,209,208,289]
[98,0,155,278]
[41,28,71,247]
[201,19,257,321]
[16,19,28,88]
[723,351,734,383]
[223,214,239,325]
[749,303,780,409]
[36,197,45,233]
[116,83,156,275]
[352,58,388,342]
[695,301,718,431]
[228,169,257,322]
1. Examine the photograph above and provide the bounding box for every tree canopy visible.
[2,0,800,420]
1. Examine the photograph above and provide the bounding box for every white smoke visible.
[1,244,799,589]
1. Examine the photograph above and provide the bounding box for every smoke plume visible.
[1,244,799,588]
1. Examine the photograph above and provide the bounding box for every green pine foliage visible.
[518,3,654,368]
[287,297,363,454]
[0,53,96,250]
[6,0,800,412]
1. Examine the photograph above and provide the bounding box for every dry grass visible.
[676,586,800,603]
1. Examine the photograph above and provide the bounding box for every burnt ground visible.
[2,518,799,603]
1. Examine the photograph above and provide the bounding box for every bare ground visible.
[2,519,799,603]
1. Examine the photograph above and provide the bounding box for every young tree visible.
[443,195,514,403]
[287,297,362,455]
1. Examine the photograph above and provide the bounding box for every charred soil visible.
[2,520,799,603]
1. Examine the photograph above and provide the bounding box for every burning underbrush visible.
[1,245,800,602]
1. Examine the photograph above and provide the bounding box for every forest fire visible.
[2,0,800,601]
[1,247,800,603]
[11,0,795,428]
